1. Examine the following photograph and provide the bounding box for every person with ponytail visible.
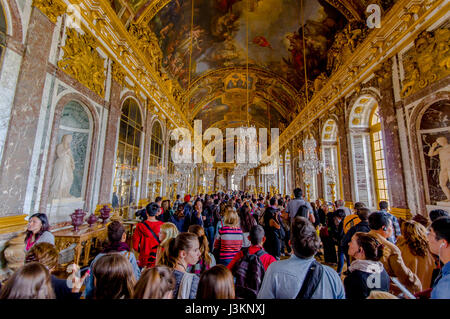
[187,225,216,275]
[344,232,390,299]
[133,266,175,299]
[158,232,201,299]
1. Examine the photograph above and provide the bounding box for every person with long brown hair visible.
[92,253,136,299]
[158,232,201,299]
[0,262,55,299]
[397,220,435,289]
[238,204,257,248]
[24,213,54,252]
[25,242,87,300]
[196,265,235,299]
[187,225,216,275]
[132,266,175,299]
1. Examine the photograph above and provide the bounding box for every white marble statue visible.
[49,134,75,200]
[428,136,450,201]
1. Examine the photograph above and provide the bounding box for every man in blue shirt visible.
[428,216,450,299]
[377,201,401,243]
[257,216,345,299]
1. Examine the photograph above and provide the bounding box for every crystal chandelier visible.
[299,136,324,174]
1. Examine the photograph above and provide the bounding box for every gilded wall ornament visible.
[58,28,106,97]
[32,0,66,24]
[111,61,125,85]
[401,28,450,98]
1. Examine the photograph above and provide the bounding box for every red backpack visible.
[232,248,266,299]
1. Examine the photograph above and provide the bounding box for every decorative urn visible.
[86,213,98,227]
[70,209,86,231]
[99,205,111,224]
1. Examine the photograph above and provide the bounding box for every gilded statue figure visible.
[428,136,450,201]
[49,134,75,200]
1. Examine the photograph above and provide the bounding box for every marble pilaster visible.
[0,7,55,216]
[376,60,409,210]
[98,79,122,205]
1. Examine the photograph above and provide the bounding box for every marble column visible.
[375,60,409,213]
[98,79,122,205]
[336,100,354,204]
[0,8,56,216]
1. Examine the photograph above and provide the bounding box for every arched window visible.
[0,3,7,68]
[113,98,143,213]
[148,121,163,198]
[349,96,379,208]
[285,150,291,196]
[150,121,163,167]
[322,120,340,203]
[370,106,389,203]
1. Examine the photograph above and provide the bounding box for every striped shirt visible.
[213,226,243,266]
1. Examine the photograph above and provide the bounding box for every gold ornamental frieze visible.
[32,0,66,24]
[58,28,106,97]
[401,27,450,98]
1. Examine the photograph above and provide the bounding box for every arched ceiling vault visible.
[107,0,374,131]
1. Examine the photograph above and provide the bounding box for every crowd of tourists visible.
[0,188,449,299]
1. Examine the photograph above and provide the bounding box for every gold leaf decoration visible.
[58,28,106,97]
[32,0,66,24]
[401,28,450,98]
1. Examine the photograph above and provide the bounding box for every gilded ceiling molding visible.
[400,27,450,98]
[135,0,172,24]
[325,0,362,21]
[58,28,106,97]
[32,0,66,23]
[262,0,447,163]
[66,0,190,131]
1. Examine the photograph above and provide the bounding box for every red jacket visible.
[227,245,276,271]
[132,220,163,268]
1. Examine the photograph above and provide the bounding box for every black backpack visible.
[232,248,266,299]
[295,204,310,218]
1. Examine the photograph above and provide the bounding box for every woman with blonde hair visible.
[188,225,216,275]
[0,262,55,299]
[133,266,175,299]
[196,265,235,299]
[156,222,179,266]
[397,220,435,289]
[213,207,243,266]
[92,253,136,299]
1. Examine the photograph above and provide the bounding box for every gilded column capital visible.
[32,0,66,24]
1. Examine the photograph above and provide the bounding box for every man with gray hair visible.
[336,199,352,216]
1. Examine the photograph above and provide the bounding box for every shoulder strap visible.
[255,249,266,258]
[296,260,324,299]
[141,222,161,244]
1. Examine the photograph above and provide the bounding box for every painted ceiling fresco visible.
[147,0,347,90]
[195,96,285,131]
